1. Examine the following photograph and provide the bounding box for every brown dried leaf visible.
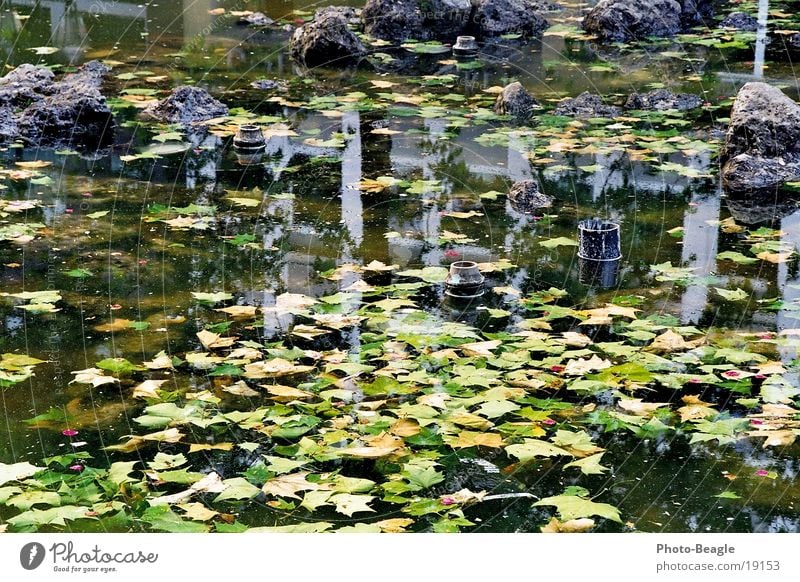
[390,418,421,437]
[263,384,314,400]
[541,517,596,533]
[445,431,504,449]
[196,330,236,350]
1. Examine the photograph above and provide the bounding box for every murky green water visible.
[1,0,800,533]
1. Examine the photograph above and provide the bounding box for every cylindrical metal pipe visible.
[577,219,621,261]
[444,260,485,298]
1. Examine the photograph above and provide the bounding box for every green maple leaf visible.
[714,288,749,301]
[5,490,61,510]
[534,493,622,523]
[564,453,610,475]
[7,505,93,528]
[475,399,520,419]
[191,291,233,303]
[300,490,334,512]
[402,465,444,490]
[0,461,42,487]
[505,439,571,462]
[107,461,139,487]
[717,251,757,265]
[141,506,209,533]
[396,267,449,283]
[213,478,260,502]
[539,237,578,249]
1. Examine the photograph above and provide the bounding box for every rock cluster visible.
[721,82,800,192]
[508,180,553,213]
[493,82,539,121]
[361,0,548,43]
[719,11,759,32]
[582,0,714,42]
[554,92,621,118]
[0,61,115,148]
[142,86,228,125]
[625,89,703,111]
[290,7,367,66]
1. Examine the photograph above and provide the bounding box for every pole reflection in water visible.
[754,0,770,78]
[680,191,721,324]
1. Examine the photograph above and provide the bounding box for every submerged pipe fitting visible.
[445,260,485,298]
[233,124,266,151]
[453,36,478,58]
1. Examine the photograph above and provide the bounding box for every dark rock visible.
[554,91,621,118]
[625,89,703,111]
[239,12,274,26]
[721,82,800,192]
[583,0,681,42]
[141,86,228,125]
[428,0,473,39]
[363,0,425,43]
[470,0,549,38]
[363,0,547,42]
[290,7,366,66]
[679,0,714,28]
[530,0,563,11]
[508,179,553,213]
[722,83,800,160]
[250,79,288,91]
[363,0,471,42]
[0,64,54,107]
[16,61,113,148]
[0,106,18,141]
[582,0,711,42]
[494,81,539,120]
[61,60,110,88]
[316,6,360,23]
[719,11,758,32]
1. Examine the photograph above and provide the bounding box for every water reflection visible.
[680,190,720,324]
[3,0,800,533]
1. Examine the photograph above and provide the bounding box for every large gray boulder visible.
[583,0,681,42]
[430,0,473,39]
[679,0,714,28]
[362,0,548,42]
[494,82,539,121]
[362,0,425,42]
[17,61,113,148]
[721,82,800,192]
[719,11,758,32]
[0,64,54,107]
[625,89,703,111]
[291,7,366,66]
[582,0,713,42]
[142,86,228,125]
[470,0,549,38]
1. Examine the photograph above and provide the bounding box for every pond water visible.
[1,0,800,533]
